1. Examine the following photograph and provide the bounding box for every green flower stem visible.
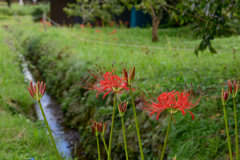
[108,93,116,160]
[160,115,172,160]
[223,104,233,160]
[121,116,129,160]
[101,135,108,153]
[96,135,101,160]
[129,86,144,160]
[233,98,239,160]
[37,101,61,160]
[101,135,112,160]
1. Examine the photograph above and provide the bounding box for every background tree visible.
[122,0,181,42]
[6,0,11,8]
[174,0,240,56]
[64,0,125,25]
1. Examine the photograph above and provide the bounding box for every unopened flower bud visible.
[228,80,232,94]
[228,80,239,98]
[99,123,103,133]
[28,87,34,98]
[122,101,128,113]
[234,81,239,96]
[123,67,136,86]
[123,68,128,82]
[118,101,128,116]
[223,91,229,101]
[104,122,107,131]
[91,126,95,134]
[221,88,229,105]
[131,66,135,81]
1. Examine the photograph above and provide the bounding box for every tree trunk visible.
[6,0,11,8]
[152,16,160,42]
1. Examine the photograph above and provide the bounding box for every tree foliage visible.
[175,0,240,56]
[64,0,125,24]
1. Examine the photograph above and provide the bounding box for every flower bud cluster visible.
[123,67,135,86]
[228,80,239,98]
[118,101,128,116]
[91,121,107,136]
[28,81,46,101]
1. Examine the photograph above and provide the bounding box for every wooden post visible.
[18,15,20,25]
[43,13,46,32]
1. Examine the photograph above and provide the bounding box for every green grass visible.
[0,110,59,160]
[0,27,62,160]
[2,12,240,159]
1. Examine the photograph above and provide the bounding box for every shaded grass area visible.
[0,27,60,160]
[4,15,240,160]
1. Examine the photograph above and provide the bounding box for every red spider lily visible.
[109,21,115,26]
[39,19,52,26]
[124,21,129,25]
[28,81,46,101]
[112,30,117,34]
[80,24,84,28]
[138,85,206,121]
[96,30,100,33]
[80,65,131,99]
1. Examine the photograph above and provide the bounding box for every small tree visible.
[130,0,180,42]
[64,0,125,25]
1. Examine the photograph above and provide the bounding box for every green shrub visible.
[31,3,50,22]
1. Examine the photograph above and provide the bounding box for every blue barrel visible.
[130,7,152,28]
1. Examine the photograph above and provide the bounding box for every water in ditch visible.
[22,59,87,160]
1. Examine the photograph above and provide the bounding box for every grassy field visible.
[1,4,240,159]
[0,27,62,160]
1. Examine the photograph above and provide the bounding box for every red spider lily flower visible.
[28,81,46,101]
[112,30,117,34]
[109,21,115,26]
[96,30,100,33]
[39,19,52,26]
[124,21,129,25]
[138,85,206,121]
[80,65,131,99]
[80,24,84,28]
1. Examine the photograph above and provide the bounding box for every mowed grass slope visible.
[4,16,240,159]
[0,27,59,160]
